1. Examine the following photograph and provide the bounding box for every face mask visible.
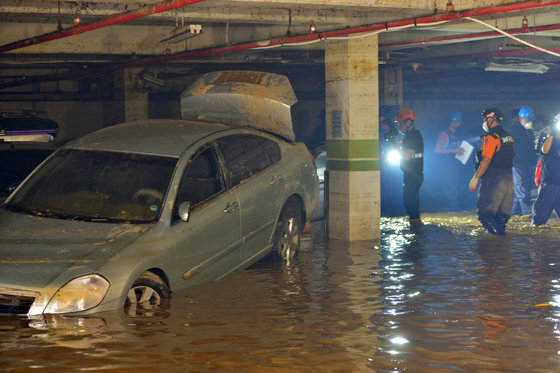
[524,121,533,130]
[482,121,489,132]
[398,122,407,135]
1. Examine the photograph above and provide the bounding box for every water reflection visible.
[1,214,560,372]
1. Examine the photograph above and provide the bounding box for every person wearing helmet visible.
[434,110,466,211]
[532,114,560,226]
[509,105,538,217]
[380,105,396,135]
[396,108,424,221]
[469,108,514,235]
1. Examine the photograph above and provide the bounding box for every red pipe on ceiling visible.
[2,0,560,89]
[0,0,206,54]
[126,1,560,67]
[312,0,560,39]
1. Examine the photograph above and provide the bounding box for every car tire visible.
[272,200,302,262]
[125,271,170,308]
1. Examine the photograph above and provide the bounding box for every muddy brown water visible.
[2,213,560,372]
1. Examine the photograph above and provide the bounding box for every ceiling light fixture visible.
[484,62,549,74]
[142,73,165,87]
[160,24,202,44]
[309,21,317,34]
[446,1,455,14]
[73,11,81,27]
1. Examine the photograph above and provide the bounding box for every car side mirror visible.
[178,201,191,222]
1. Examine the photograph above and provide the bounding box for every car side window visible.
[175,146,223,215]
[258,136,281,164]
[217,135,278,187]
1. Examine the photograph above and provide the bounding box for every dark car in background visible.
[0,110,58,199]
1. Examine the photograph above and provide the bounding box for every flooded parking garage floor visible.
[2,213,560,372]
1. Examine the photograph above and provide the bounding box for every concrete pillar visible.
[124,68,148,122]
[325,34,380,241]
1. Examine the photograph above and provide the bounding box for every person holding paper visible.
[434,110,465,211]
[469,108,514,235]
[509,106,538,217]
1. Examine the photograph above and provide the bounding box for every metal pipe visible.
[0,0,207,54]
[3,0,560,89]
[381,24,560,50]
[444,46,560,61]
[315,0,560,39]
[106,1,560,67]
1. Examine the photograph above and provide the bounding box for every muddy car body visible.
[0,71,319,316]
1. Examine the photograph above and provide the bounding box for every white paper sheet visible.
[455,140,474,165]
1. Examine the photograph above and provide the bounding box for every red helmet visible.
[396,108,417,122]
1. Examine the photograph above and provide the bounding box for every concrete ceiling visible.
[2,0,560,100]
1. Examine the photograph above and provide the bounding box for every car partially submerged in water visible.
[0,71,319,316]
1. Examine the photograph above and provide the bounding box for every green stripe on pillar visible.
[326,139,379,159]
[325,139,380,171]
[327,159,380,171]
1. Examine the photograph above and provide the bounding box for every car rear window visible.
[258,136,281,164]
[217,135,280,187]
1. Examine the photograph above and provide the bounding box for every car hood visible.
[0,208,150,289]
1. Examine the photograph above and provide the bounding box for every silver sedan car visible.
[0,71,319,316]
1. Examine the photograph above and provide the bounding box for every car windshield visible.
[3,149,177,223]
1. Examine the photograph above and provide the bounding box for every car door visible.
[170,144,242,287]
[217,134,285,264]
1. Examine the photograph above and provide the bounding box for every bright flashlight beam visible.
[387,149,401,165]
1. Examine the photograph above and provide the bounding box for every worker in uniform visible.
[434,110,465,211]
[532,114,560,226]
[396,108,424,221]
[469,108,514,235]
[510,106,537,216]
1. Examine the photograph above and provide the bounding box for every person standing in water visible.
[434,110,465,211]
[469,108,514,235]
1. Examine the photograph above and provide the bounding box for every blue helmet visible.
[380,105,395,120]
[448,110,462,123]
[518,106,535,121]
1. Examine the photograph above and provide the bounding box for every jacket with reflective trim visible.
[485,125,514,169]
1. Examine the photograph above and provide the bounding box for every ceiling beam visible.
[0,0,208,53]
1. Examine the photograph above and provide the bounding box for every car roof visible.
[67,119,229,157]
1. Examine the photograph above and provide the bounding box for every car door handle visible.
[223,201,239,214]
[269,175,282,185]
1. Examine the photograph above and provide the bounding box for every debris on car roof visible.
[180,70,297,142]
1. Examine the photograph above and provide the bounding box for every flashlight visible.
[387,149,401,165]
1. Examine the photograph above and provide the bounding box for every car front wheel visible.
[272,201,302,262]
[125,272,170,312]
